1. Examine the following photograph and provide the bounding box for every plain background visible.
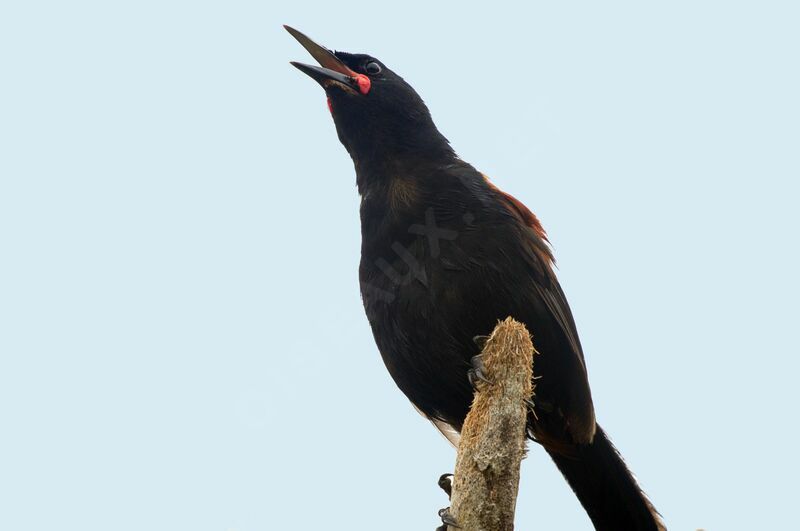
[1,1,798,529]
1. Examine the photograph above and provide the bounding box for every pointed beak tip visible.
[286,26,362,91]
[283,25,304,41]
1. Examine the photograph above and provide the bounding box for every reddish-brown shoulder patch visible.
[481,173,554,267]
[481,174,549,242]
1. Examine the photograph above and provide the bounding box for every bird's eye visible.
[365,62,382,75]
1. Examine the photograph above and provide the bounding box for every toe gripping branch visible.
[437,318,536,530]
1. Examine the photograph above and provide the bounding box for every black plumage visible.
[287,26,664,531]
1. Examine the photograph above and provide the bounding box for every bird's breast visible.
[357,212,526,424]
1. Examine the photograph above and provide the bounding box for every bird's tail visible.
[547,425,665,531]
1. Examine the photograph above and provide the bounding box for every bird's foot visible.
[438,473,453,499]
[472,334,490,351]
[436,507,460,530]
[467,353,492,390]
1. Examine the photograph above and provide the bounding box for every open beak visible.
[285,25,371,95]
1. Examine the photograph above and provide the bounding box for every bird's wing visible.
[482,175,551,252]
[483,175,596,441]
[482,175,584,357]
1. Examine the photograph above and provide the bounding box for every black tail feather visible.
[548,425,664,531]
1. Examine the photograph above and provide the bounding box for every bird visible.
[285,25,664,531]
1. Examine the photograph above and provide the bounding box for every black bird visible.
[286,26,664,531]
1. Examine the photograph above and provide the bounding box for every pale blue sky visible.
[1,1,798,530]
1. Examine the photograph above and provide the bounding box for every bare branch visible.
[447,317,535,531]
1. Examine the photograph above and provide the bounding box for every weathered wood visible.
[447,317,535,531]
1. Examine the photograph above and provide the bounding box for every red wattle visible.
[327,97,333,114]
[355,74,371,95]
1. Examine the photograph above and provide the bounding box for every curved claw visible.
[468,354,493,389]
[438,507,461,529]
[472,334,490,351]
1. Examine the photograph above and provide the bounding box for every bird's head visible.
[285,25,454,177]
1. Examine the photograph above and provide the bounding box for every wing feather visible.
[484,174,596,441]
